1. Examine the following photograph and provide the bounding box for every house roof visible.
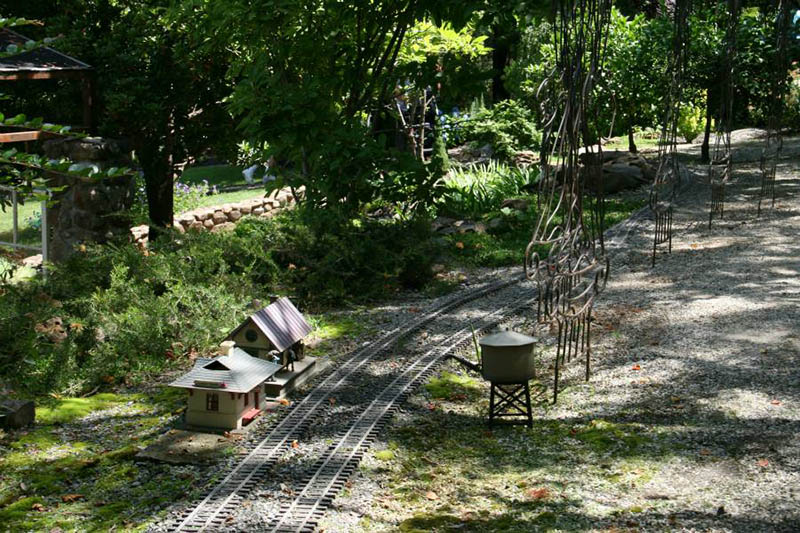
[169,348,282,393]
[0,28,91,76]
[230,297,312,352]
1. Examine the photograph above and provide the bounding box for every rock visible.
[212,211,227,225]
[195,208,214,222]
[228,210,242,222]
[222,205,233,215]
[253,207,265,216]
[487,217,505,232]
[513,151,539,167]
[172,223,186,234]
[432,217,456,232]
[188,221,205,231]
[240,205,252,215]
[22,254,43,269]
[0,400,35,429]
[210,222,235,233]
[500,198,530,212]
[203,219,215,229]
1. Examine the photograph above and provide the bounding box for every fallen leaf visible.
[770,399,782,406]
[279,398,290,406]
[631,364,641,371]
[31,503,45,512]
[408,307,421,313]
[288,263,297,270]
[329,397,336,406]
[757,458,770,468]
[426,402,437,411]
[61,494,84,503]
[425,491,439,500]
[291,440,299,449]
[455,241,464,250]
[699,448,711,456]
[525,487,551,500]
[690,243,699,249]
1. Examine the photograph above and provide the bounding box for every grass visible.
[0,200,42,247]
[187,189,267,211]
[356,364,668,532]
[0,387,207,532]
[180,164,247,188]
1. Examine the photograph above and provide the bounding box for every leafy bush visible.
[437,161,538,219]
[0,209,443,394]
[677,101,705,143]
[457,100,542,160]
[254,209,440,305]
[0,226,279,395]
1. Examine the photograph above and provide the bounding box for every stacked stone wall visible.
[130,188,300,246]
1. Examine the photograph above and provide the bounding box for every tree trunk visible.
[491,24,511,103]
[701,88,713,163]
[628,126,637,153]
[139,143,174,236]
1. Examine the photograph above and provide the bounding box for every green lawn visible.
[180,164,248,188]
[188,189,267,211]
[0,200,42,247]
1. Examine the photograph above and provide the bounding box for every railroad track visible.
[164,274,525,532]
[266,292,539,533]
[162,210,647,533]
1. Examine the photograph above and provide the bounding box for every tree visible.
[2,1,236,232]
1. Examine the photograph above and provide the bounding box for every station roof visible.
[169,348,282,393]
[229,297,312,352]
[0,28,91,80]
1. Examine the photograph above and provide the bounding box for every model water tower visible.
[479,330,537,428]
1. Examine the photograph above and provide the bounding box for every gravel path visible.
[317,146,800,532]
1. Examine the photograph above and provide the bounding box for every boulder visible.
[253,207,265,216]
[210,222,236,233]
[212,211,227,225]
[0,400,35,429]
[228,210,242,222]
[203,219,215,229]
[500,198,530,212]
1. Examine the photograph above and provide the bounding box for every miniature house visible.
[226,297,312,370]
[169,343,282,430]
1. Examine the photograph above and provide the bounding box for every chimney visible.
[219,340,235,356]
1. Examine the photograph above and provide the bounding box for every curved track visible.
[165,275,524,532]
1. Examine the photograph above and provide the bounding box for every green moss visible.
[399,513,462,532]
[573,419,649,453]
[37,393,134,425]
[425,372,481,400]
[375,450,395,461]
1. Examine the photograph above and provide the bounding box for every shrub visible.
[677,101,705,143]
[458,100,542,160]
[437,161,538,219]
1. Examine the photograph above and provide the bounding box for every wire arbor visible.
[650,0,691,266]
[525,0,612,403]
[758,1,792,216]
[708,0,740,228]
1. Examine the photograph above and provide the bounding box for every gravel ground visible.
[316,143,800,532]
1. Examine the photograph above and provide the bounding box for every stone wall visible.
[130,188,300,246]
[43,137,135,262]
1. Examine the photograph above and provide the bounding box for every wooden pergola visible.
[0,28,93,144]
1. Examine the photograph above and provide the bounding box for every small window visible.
[206,393,219,411]
[244,392,249,406]
[245,329,259,343]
